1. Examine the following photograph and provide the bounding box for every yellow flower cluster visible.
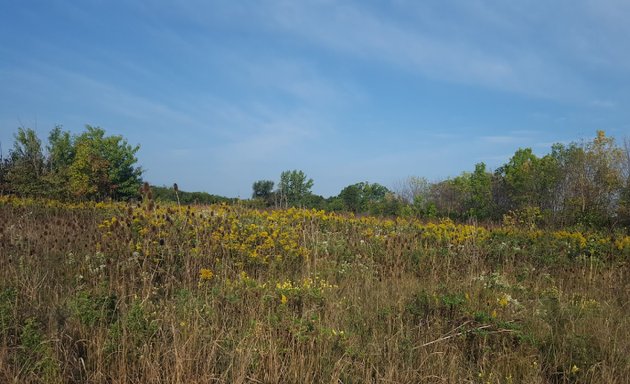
[4,197,626,279]
[208,207,317,264]
[275,276,336,293]
[553,230,588,249]
[199,268,214,280]
[417,218,489,246]
[497,293,518,308]
[615,236,630,251]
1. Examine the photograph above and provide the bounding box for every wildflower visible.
[281,294,288,305]
[571,365,580,374]
[200,268,214,280]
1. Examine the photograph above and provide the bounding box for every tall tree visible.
[428,163,494,220]
[277,170,313,207]
[69,126,142,200]
[497,148,539,209]
[339,183,361,213]
[552,131,624,226]
[6,127,46,196]
[252,179,275,206]
[339,181,389,213]
[496,148,560,217]
[45,125,75,198]
[468,162,494,220]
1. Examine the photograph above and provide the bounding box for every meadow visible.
[0,196,628,383]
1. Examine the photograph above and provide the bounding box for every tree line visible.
[0,126,143,200]
[252,131,630,228]
[2,126,629,228]
[251,171,401,215]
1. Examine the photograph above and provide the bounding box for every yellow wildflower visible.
[200,268,214,280]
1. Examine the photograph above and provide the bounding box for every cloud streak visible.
[246,0,630,104]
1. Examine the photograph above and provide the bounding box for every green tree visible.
[252,180,275,206]
[496,148,560,221]
[339,183,361,212]
[325,196,345,212]
[69,126,142,200]
[339,182,389,213]
[371,192,404,216]
[467,162,494,220]
[301,192,327,210]
[44,126,75,198]
[6,127,46,196]
[277,170,314,207]
[551,131,624,226]
[431,163,494,220]
[498,148,539,209]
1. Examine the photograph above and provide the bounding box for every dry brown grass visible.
[0,197,628,383]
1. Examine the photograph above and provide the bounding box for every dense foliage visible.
[1,126,142,200]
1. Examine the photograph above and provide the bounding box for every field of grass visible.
[0,196,628,383]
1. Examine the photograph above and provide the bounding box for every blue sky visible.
[1,1,629,197]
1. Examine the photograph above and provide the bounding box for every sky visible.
[1,1,629,198]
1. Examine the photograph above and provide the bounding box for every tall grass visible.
[0,196,628,383]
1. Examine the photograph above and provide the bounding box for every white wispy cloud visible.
[228,56,364,109]
[254,2,585,100]
[126,1,630,104]
[238,0,630,105]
